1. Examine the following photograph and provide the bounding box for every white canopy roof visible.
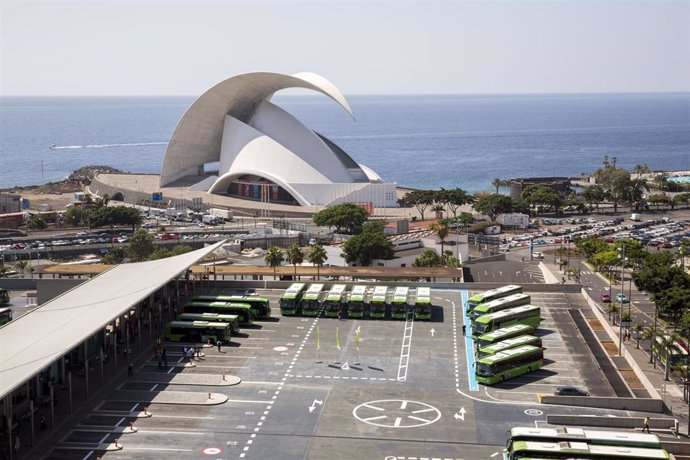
[0,241,224,399]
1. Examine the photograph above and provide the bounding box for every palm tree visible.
[429,220,450,255]
[657,334,677,381]
[490,178,503,194]
[641,326,658,364]
[263,246,284,280]
[607,302,619,324]
[285,243,304,279]
[15,260,27,276]
[308,244,328,280]
[632,321,644,349]
[625,178,649,211]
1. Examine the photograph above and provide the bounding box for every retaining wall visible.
[540,395,666,413]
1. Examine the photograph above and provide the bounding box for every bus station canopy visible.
[0,241,225,399]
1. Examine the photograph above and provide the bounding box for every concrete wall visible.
[0,279,37,290]
[547,414,677,429]
[36,279,86,304]
[540,395,666,413]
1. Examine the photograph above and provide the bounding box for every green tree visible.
[15,260,27,276]
[445,188,473,219]
[472,193,513,222]
[402,190,435,220]
[490,178,504,194]
[307,244,328,279]
[647,193,671,210]
[150,247,172,260]
[582,185,606,213]
[656,334,678,381]
[593,249,619,274]
[429,220,450,255]
[285,243,304,278]
[341,221,394,266]
[520,185,562,216]
[641,326,658,364]
[654,286,690,327]
[413,248,443,267]
[102,247,126,264]
[625,178,649,211]
[592,156,630,213]
[574,236,608,263]
[90,206,142,230]
[64,206,89,227]
[27,216,47,230]
[632,321,644,349]
[312,203,369,234]
[170,245,193,257]
[264,246,284,279]
[673,192,690,209]
[126,229,156,262]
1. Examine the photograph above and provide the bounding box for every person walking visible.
[643,416,651,433]
[162,346,168,369]
[40,415,47,430]
[127,362,134,376]
[14,434,20,453]
[217,338,222,352]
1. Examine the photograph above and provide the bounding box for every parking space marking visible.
[397,308,415,381]
[460,289,478,392]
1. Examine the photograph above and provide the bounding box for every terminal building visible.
[159,72,398,209]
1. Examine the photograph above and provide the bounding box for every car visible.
[532,251,544,259]
[76,231,88,237]
[616,293,629,303]
[600,293,611,303]
[554,386,590,396]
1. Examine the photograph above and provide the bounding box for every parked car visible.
[600,293,611,303]
[616,293,629,303]
[554,385,590,396]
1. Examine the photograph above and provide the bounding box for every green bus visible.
[193,294,271,319]
[652,335,689,368]
[183,301,253,326]
[0,288,9,306]
[323,284,347,318]
[506,440,669,460]
[478,335,542,358]
[348,285,368,318]
[163,320,232,344]
[466,285,522,316]
[414,287,432,320]
[0,307,12,326]
[370,286,389,319]
[476,324,535,348]
[471,293,531,320]
[302,283,325,317]
[506,427,662,450]
[472,305,541,337]
[475,345,543,385]
[390,286,410,320]
[279,283,307,316]
[177,312,240,335]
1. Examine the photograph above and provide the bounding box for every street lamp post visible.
[617,245,626,356]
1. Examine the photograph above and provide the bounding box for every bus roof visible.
[478,345,542,365]
[479,324,534,340]
[282,283,307,299]
[392,286,409,302]
[372,286,388,301]
[185,301,251,309]
[509,427,661,447]
[326,284,347,300]
[304,284,325,300]
[510,440,669,459]
[480,335,539,353]
[468,285,522,301]
[178,313,239,321]
[416,287,431,301]
[350,285,367,299]
[475,293,530,310]
[169,320,231,328]
[475,305,540,324]
[213,294,270,302]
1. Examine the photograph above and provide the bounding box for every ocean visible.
[0,93,688,192]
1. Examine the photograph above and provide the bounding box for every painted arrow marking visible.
[430,328,436,337]
[308,399,323,413]
[454,406,466,421]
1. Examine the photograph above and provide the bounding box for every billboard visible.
[152,192,163,202]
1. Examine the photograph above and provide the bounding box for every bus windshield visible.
[0,307,12,326]
[0,288,9,306]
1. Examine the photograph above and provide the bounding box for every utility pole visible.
[617,245,626,356]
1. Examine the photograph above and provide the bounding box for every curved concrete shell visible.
[160,71,397,208]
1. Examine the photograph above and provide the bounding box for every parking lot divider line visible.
[460,289,479,392]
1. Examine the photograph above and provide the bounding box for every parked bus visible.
[302,283,325,317]
[472,305,541,337]
[279,283,307,316]
[163,320,232,344]
[476,324,535,348]
[475,345,543,385]
[183,301,253,326]
[506,427,662,450]
[466,285,522,316]
[652,335,689,368]
[370,286,389,319]
[478,335,542,358]
[471,293,531,320]
[0,307,12,326]
[348,285,368,318]
[414,287,432,320]
[0,288,9,306]
[177,312,240,335]
[506,440,669,460]
[193,294,271,319]
[323,284,347,318]
[390,286,410,320]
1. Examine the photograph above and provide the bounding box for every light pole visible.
[617,245,626,356]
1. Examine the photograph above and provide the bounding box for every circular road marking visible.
[202,447,223,455]
[524,409,543,416]
[353,399,441,428]
[273,346,288,351]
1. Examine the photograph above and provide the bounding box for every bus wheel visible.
[499,376,505,383]
[526,367,531,373]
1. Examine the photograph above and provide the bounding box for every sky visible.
[1,0,688,96]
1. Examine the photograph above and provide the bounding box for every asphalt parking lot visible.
[42,288,644,460]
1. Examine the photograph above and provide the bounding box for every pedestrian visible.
[217,339,222,352]
[127,362,134,376]
[196,345,201,359]
[162,346,168,369]
[13,434,19,453]
[40,415,47,430]
[561,276,566,284]
[643,416,650,433]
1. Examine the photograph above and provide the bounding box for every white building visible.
[160,72,397,208]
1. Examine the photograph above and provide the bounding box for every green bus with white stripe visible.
[506,440,669,460]
[279,283,307,316]
[472,305,541,337]
[347,285,367,318]
[475,345,543,385]
[414,287,432,320]
[471,293,531,320]
[177,312,241,335]
[323,284,347,318]
[302,283,325,317]
[476,324,535,348]
[477,335,541,358]
[183,301,253,326]
[164,320,232,344]
[391,286,410,320]
[370,286,389,319]
[193,294,271,319]
[466,285,522,316]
